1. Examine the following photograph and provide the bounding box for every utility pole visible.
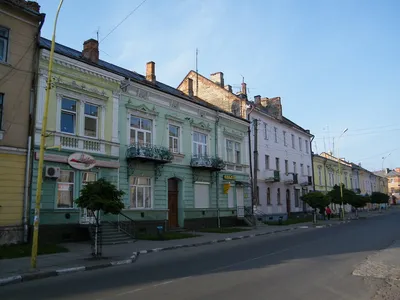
[253,119,259,209]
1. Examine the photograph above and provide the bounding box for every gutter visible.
[246,104,255,214]
[22,13,46,243]
[215,112,220,228]
[310,135,315,192]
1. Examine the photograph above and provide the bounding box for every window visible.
[61,98,77,134]
[0,27,9,62]
[264,123,269,140]
[84,103,98,138]
[277,188,281,205]
[82,172,97,185]
[283,131,287,146]
[293,162,297,174]
[193,131,207,156]
[275,157,280,171]
[194,183,210,208]
[267,188,271,205]
[169,124,180,153]
[300,164,304,176]
[305,140,309,153]
[0,93,3,130]
[226,140,241,164]
[318,168,322,185]
[130,116,152,145]
[57,171,75,208]
[294,189,300,207]
[307,165,310,176]
[344,173,348,188]
[291,134,295,148]
[274,127,278,143]
[285,160,289,174]
[265,155,270,169]
[130,177,152,209]
[299,137,302,151]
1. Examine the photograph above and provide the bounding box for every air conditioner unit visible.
[45,166,61,178]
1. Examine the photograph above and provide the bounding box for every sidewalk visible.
[0,209,390,287]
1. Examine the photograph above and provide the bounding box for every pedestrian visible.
[326,206,332,220]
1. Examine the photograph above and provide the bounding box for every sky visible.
[36,0,400,171]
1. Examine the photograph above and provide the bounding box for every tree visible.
[347,194,369,217]
[75,178,125,257]
[370,192,389,205]
[327,184,356,206]
[301,192,331,223]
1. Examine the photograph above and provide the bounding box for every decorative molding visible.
[190,120,212,132]
[165,114,184,124]
[41,50,124,84]
[126,102,159,117]
[55,79,109,101]
[223,127,244,140]
[170,100,179,109]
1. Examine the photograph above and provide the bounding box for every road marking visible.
[153,280,174,287]
[116,288,144,296]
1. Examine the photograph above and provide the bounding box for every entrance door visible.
[286,189,291,214]
[168,178,179,228]
[236,186,244,207]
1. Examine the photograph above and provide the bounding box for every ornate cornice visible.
[223,127,244,140]
[165,114,184,123]
[126,102,159,117]
[190,120,212,132]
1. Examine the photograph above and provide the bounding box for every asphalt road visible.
[1,211,400,300]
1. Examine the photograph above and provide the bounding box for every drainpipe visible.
[23,14,46,243]
[247,105,255,214]
[310,136,315,192]
[215,112,220,228]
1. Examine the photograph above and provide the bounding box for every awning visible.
[235,180,251,186]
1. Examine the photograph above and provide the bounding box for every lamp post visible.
[337,128,348,221]
[31,0,64,269]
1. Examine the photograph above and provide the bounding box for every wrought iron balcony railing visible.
[126,143,173,163]
[190,155,226,171]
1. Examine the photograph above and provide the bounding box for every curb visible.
[0,220,353,287]
[0,252,139,287]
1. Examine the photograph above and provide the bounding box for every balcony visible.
[54,132,107,154]
[190,155,225,171]
[126,143,173,163]
[264,170,280,182]
[300,175,312,186]
[282,173,298,185]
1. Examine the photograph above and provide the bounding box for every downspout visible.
[215,112,220,228]
[324,159,328,192]
[23,13,46,243]
[310,136,315,191]
[247,105,255,214]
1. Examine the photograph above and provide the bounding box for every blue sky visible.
[37,0,400,171]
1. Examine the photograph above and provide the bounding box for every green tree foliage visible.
[370,192,389,205]
[75,178,125,220]
[327,184,357,205]
[301,192,331,211]
[348,194,369,209]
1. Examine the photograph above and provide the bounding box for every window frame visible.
[56,170,75,209]
[83,103,99,139]
[318,168,322,185]
[0,93,3,130]
[168,124,180,154]
[291,134,295,148]
[226,139,241,164]
[192,131,208,157]
[274,127,278,143]
[130,115,153,145]
[129,176,152,209]
[293,161,297,174]
[267,187,271,206]
[265,155,270,169]
[275,157,280,171]
[305,140,309,153]
[264,122,269,140]
[60,98,77,135]
[299,137,302,151]
[300,163,304,176]
[284,160,289,174]
[283,131,287,146]
[0,26,9,63]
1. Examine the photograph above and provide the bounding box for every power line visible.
[100,0,148,43]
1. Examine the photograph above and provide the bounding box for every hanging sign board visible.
[223,175,236,180]
[68,153,96,170]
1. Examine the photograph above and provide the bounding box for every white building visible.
[249,96,314,217]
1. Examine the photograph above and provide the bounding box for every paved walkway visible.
[0,208,393,286]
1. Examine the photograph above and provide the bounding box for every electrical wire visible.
[100,0,148,43]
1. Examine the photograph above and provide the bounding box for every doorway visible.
[168,178,179,228]
[286,189,291,214]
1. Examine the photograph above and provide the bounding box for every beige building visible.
[0,0,44,244]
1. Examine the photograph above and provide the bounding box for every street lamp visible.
[31,0,64,269]
[337,128,348,221]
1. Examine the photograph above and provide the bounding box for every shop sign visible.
[223,175,236,180]
[223,183,231,194]
[68,153,96,170]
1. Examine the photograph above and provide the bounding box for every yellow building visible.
[0,0,44,244]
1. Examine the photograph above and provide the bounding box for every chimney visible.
[241,82,247,95]
[187,78,194,97]
[210,72,224,87]
[224,85,232,93]
[82,39,99,64]
[254,95,261,105]
[146,61,156,84]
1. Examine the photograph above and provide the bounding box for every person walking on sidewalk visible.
[326,206,332,220]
